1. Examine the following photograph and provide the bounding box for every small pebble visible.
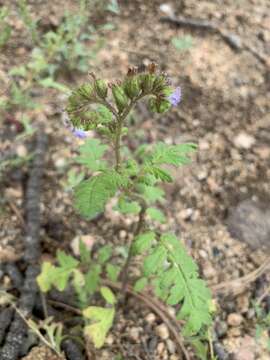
[166,339,176,354]
[227,313,243,327]
[156,324,170,340]
[157,341,165,354]
[203,264,216,279]
[145,313,156,324]
[129,327,140,341]
[233,133,255,149]
[215,320,228,338]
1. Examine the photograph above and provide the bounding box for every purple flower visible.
[168,87,182,106]
[72,128,87,139]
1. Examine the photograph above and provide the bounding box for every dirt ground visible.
[0,0,270,359]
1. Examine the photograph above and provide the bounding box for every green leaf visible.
[100,286,116,305]
[134,277,148,292]
[97,245,112,264]
[117,197,141,214]
[138,232,212,335]
[161,234,212,335]
[85,264,101,295]
[39,78,69,93]
[107,0,120,14]
[137,185,165,203]
[37,262,56,293]
[75,139,108,171]
[144,165,173,183]
[37,252,78,293]
[151,142,197,166]
[143,245,167,276]
[79,239,91,264]
[57,251,79,269]
[74,171,122,219]
[96,105,113,124]
[132,231,156,255]
[172,36,194,51]
[83,306,115,348]
[106,264,120,282]
[147,207,166,223]
[189,338,208,360]
[76,138,108,171]
[66,169,85,191]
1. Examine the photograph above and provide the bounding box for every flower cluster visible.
[65,64,182,134]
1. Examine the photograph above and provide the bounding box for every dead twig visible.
[104,279,190,360]
[211,256,270,296]
[256,284,270,306]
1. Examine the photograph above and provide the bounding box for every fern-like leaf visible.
[150,142,197,166]
[141,233,212,335]
[76,138,108,171]
[74,170,125,219]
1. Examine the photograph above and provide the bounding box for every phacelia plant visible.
[38,64,212,352]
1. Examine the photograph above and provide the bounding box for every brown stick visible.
[211,256,270,295]
[104,280,190,360]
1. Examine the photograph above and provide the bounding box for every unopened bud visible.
[112,85,129,112]
[153,76,167,93]
[156,99,171,113]
[77,83,94,100]
[124,77,141,99]
[95,79,108,98]
[139,74,155,93]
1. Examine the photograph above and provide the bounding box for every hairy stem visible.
[113,93,144,170]
[119,196,147,296]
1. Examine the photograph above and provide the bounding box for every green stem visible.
[113,93,144,171]
[119,195,147,296]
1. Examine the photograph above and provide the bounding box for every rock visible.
[157,342,165,354]
[213,342,230,360]
[227,199,270,249]
[227,313,243,327]
[254,145,270,159]
[156,324,170,340]
[178,208,193,220]
[233,132,255,149]
[166,339,176,354]
[16,144,28,157]
[236,294,249,313]
[234,336,256,360]
[215,320,228,338]
[70,235,95,256]
[159,4,175,17]
[129,327,140,341]
[146,313,156,324]
[21,346,64,360]
[203,263,216,279]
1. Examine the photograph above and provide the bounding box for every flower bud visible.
[148,97,171,113]
[124,77,141,99]
[156,99,171,113]
[94,79,108,98]
[139,74,155,93]
[153,75,166,93]
[77,83,94,100]
[148,97,158,113]
[112,85,129,112]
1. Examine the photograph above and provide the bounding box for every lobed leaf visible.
[83,306,115,349]
[74,170,124,219]
[76,138,108,171]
